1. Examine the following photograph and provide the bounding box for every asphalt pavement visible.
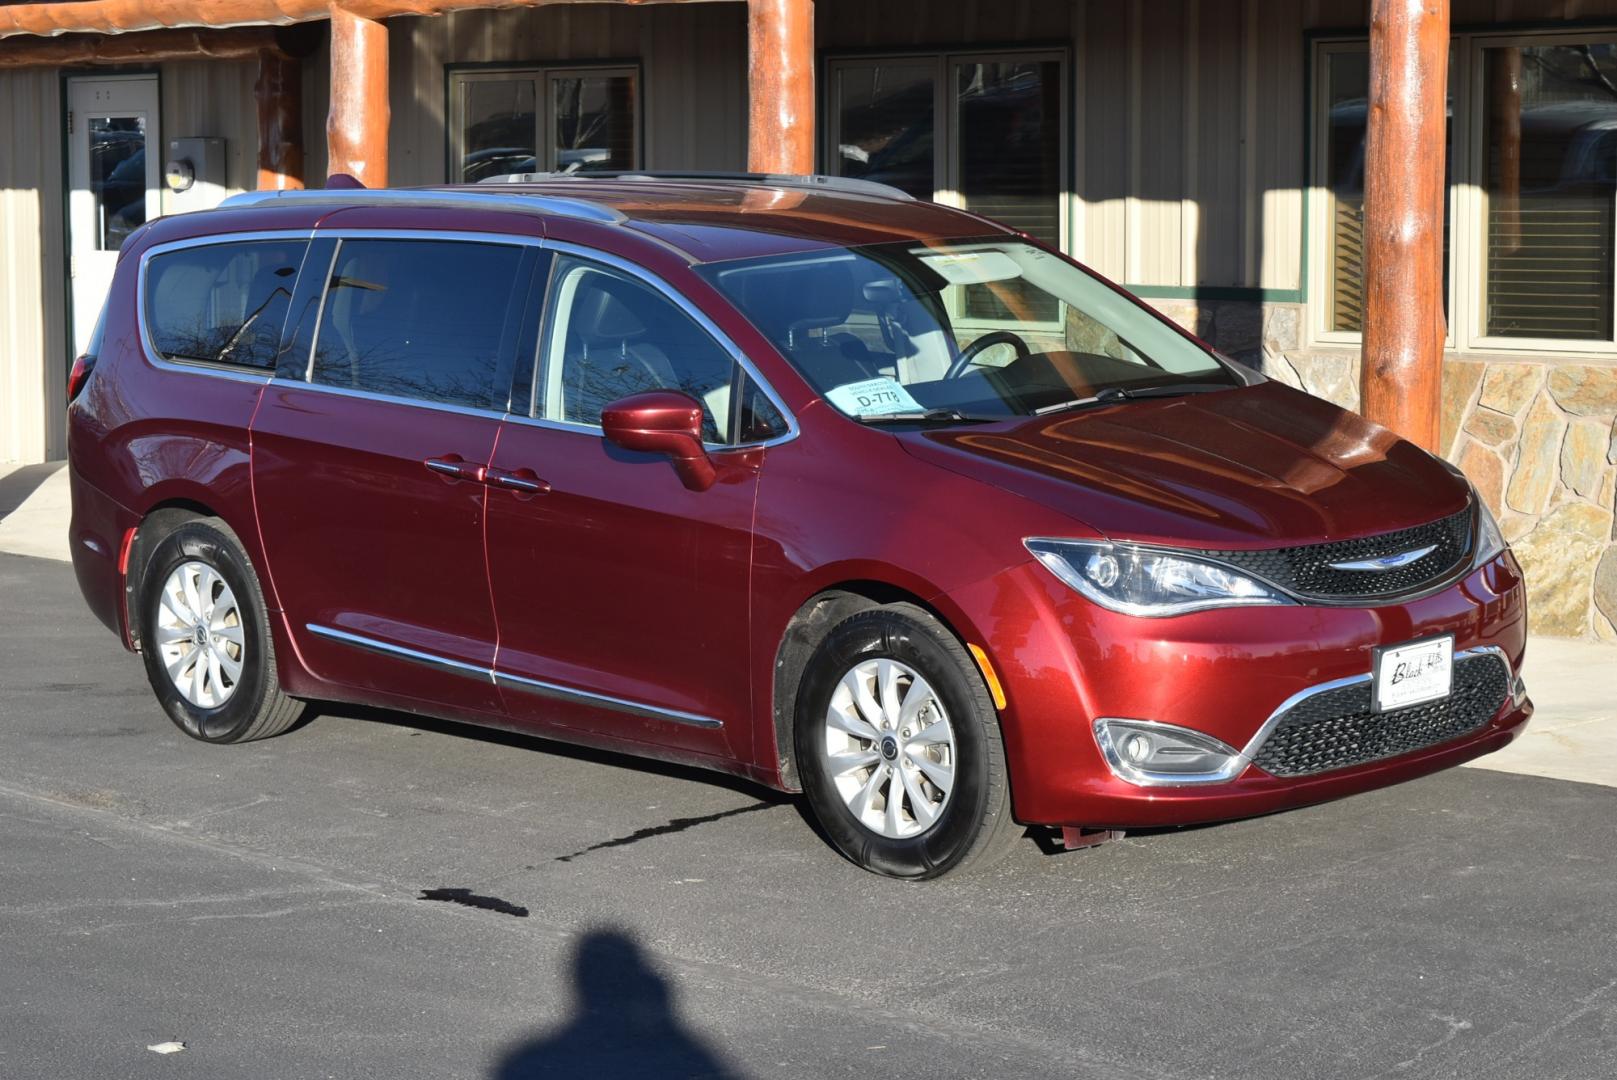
[2,551,1614,1079]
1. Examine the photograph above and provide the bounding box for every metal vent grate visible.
[1251,651,1510,778]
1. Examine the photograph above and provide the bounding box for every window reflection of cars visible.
[92,134,146,249]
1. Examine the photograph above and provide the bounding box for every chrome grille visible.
[1203,506,1474,602]
[1251,651,1511,778]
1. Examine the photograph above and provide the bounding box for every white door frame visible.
[66,73,161,358]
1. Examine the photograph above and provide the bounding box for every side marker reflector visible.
[966,642,1007,710]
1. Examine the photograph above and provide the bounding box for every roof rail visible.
[475,170,915,201]
[217,186,625,224]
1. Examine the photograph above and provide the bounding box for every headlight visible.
[1024,538,1292,617]
[1473,490,1507,567]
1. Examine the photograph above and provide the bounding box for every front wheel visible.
[795,604,1020,878]
[138,518,305,744]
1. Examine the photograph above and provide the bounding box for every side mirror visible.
[601,391,716,492]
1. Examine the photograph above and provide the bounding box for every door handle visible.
[424,455,486,483]
[485,466,551,495]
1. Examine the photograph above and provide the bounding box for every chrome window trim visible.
[219,186,626,224]
[1094,644,1519,788]
[135,230,316,386]
[306,623,723,729]
[522,239,801,451]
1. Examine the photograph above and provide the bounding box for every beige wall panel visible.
[1133,0,1187,287]
[1195,0,1246,287]
[1255,0,1304,291]
[0,69,65,463]
[1079,2,1129,281]
[159,59,258,204]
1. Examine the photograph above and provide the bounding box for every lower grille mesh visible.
[1252,652,1511,778]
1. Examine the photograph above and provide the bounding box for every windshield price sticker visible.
[826,377,924,417]
[1373,635,1454,712]
[914,249,1024,285]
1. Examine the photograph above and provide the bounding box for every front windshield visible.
[698,239,1241,420]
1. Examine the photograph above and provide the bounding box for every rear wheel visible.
[138,519,304,743]
[795,604,1020,878]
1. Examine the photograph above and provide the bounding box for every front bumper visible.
[936,549,1530,828]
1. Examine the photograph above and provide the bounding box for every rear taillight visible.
[68,353,97,404]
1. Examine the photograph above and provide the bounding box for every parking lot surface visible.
[2,552,1613,1079]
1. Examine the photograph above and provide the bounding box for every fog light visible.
[1094,718,1244,786]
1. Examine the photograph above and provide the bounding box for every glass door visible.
[67,75,160,357]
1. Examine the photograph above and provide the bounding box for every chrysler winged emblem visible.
[1327,544,1437,573]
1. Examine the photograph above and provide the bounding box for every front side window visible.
[535,257,746,443]
[827,51,1066,253]
[450,66,639,182]
[145,240,306,369]
[701,239,1237,422]
[310,239,527,409]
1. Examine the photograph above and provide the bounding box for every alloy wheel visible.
[154,560,245,709]
[821,658,956,839]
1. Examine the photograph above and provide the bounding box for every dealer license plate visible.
[1373,635,1454,712]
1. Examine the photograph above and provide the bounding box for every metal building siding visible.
[0,68,64,464]
[159,58,259,198]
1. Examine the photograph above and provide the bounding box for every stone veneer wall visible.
[1147,298,1617,641]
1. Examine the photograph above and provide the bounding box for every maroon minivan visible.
[67,173,1531,878]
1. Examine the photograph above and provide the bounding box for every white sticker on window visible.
[825,377,923,417]
[915,250,1023,285]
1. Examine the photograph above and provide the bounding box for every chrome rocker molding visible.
[305,624,722,729]
[1095,644,1520,788]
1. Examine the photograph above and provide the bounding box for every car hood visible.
[898,381,1471,548]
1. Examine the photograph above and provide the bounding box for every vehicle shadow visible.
[490,928,749,1080]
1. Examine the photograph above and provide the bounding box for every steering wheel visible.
[946,330,1032,379]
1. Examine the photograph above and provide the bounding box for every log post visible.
[1360,0,1449,452]
[746,0,814,174]
[327,5,388,186]
[255,49,305,190]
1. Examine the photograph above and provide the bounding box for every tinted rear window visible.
[310,239,526,409]
[145,240,306,369]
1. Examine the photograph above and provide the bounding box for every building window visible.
[449,66,639,182]
[1311,32,1617,353]
[825,50,1067,252]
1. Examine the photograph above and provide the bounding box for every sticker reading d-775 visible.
[825,377,924,417]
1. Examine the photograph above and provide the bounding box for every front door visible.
[67,75,160,356]
[485,253,769,761]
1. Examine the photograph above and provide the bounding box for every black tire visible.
[794,603,1020,879]
[137,518,304,744]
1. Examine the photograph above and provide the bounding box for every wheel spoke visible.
[911,754,953,795]
[884,767,905,836]
[900,764,939,826]
[827,749,878,777]
[212,624,245,647]
[165,645,195,682]
[206,650,224,701]
[849,765,886,821]
[834,669,886,737]
[154,623,192,646]
[163,579,196,625]
[877,660,903,727]
[908,719,952,746]
[898,675,937,728]
[182,567,204,625]
[827,697,880,742]
[213,644,243,682]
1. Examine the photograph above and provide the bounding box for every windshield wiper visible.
[1035,381,1234,415]
[853,408,998,425]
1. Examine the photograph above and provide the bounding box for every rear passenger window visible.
[537,257,740,442]
[145,240,305,369]
[311,239,526,409]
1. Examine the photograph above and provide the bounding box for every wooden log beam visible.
[327,5,388,186]
[0,26,285,66]
[746,0,813,174]
[0,0,717,40]
[1360,0,1449,452]
[257,50,305,189]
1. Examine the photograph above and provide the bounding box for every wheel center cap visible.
[879,735,899,761]
[193,624,209,647]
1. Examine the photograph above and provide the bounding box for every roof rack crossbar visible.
[218,186,624,223]
[475,170,915,201]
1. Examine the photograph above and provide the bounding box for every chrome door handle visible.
[424,455,486,482]
[485,467,551,494]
